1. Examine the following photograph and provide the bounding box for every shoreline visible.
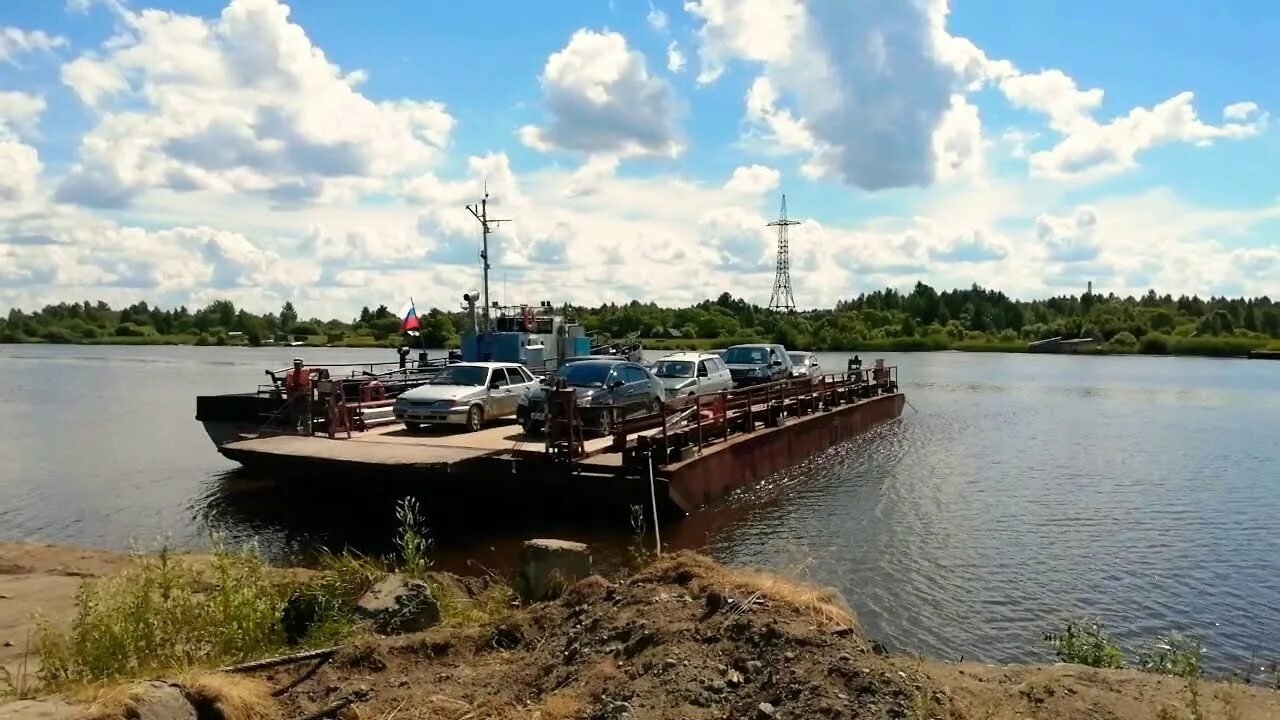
[3,336,1278,359]
[4,542,1279,719]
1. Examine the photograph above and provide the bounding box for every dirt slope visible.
[260,553,1280,720]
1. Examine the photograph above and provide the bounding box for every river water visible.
[1,344,1277,672]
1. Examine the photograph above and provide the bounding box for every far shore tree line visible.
[2,283,1279,356]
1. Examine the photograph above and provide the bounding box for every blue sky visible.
[0,0,1276,316]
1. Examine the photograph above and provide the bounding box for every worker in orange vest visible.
[284,357,314,433]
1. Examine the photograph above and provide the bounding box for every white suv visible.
[649,352,734,398]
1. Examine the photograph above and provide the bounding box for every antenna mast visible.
[466,182,511,331]
[767,194,801,312]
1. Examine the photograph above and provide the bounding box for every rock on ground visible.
[355,574,441,635]
[520,538,590,601]
[129,681,197,720]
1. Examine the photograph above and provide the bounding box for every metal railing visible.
[575,364,900,464]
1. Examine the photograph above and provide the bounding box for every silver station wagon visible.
[650,352,734,398]
[394,362,538,432]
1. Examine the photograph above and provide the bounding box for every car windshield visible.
[788,353,808,365]
[429,365,489,386]
[723,347,770,365]
[652,360,695,378]
[555,362,613,387]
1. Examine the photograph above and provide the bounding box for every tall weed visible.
[394,496,433,579]
[1042,618,1125,669]
[1138,634,1204,679]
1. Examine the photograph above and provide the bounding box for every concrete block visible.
[521,539,591,601]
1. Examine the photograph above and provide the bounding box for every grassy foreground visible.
[3,539,1279,719]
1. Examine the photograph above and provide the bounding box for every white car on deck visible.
[649,352,734,399]
[787,351,821,380]
[394,362,538,433]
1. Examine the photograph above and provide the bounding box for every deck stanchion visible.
[648,451,662,555]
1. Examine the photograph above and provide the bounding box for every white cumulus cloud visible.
[519,29,682,159]
[55,0,455,208]
[1,0,1277,318]
[0,26,68,64]
[724,164,780,195]
[688,0,984,191]
[667,41,686,73]
[647,4,669,32]
[683,0,804,85]
[1223,101,1259,121]
[1027,92,1266,181]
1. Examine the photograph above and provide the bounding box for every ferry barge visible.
[197,194,906,518]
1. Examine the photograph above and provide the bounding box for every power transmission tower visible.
[767,194,800,312]
[465,183,510,331]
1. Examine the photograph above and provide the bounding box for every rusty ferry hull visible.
[217,389,904,519]
[661,391,904,513]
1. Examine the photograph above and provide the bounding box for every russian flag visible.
[399,300,421,332]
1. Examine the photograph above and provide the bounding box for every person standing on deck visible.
[284,357,314,433]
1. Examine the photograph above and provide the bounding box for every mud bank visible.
[3,543,1279,719]
[0,543,137,677]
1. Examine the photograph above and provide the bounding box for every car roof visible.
[563,358,630,367]
[726,343,778,350]
[563,355,626,363]
[658,352,719,361]
[449,361,525,369]
[788,350,812,357]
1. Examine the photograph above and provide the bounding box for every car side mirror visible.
[489,382,502,390]
[609,380,625,390]
[771,359,782,366]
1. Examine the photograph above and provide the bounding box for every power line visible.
[767,194,800,313]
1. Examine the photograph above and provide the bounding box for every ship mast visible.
[466,183,510,331]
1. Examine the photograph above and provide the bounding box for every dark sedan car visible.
[516,359,664,434]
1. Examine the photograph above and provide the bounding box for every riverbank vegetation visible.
[16,499,513,695]
[8,546,1279,719]
[4,283,1279,357]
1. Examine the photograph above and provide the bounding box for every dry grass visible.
[78,674,278,720]
[434,580,518,627]
[180,672,280,720]
[632,551,859,631]
[536,692,588,719]
[79,681,157,720]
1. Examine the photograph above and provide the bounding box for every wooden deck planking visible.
[222,418,620,467]
[221,433,486,466]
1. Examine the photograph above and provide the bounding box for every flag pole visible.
[411,296,426,359]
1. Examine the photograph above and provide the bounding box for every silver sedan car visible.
[788,351,821,381]
[394,362,538,432]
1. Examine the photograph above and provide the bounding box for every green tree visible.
[279,301,298,332]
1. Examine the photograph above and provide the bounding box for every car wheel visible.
[522,416,543,434]
[597,410,614,437]
[405,421,422,433]
[466,405,484,433]
[650,399,663,415]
